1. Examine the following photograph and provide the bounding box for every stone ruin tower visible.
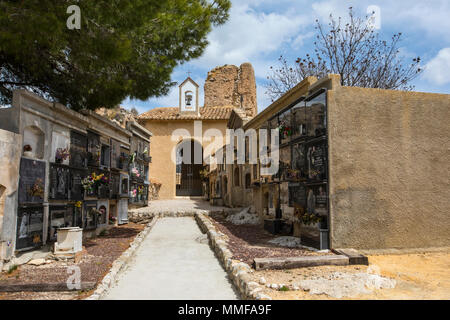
[203,63,257,118]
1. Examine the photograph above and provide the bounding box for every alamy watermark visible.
[367,5,381,30]
[67,5,81,30]
[170,121,279,176]
[66,266,81,290]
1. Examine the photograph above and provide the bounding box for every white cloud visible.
[124,0,450,112]
[311,0,352,23]
[310,0,450,41]
[256,83,273,112]
[191,3,308,79]
[422,48,450,86]
[292,31,315,49]
[386,1,450,41]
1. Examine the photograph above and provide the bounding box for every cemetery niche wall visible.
[16,158,45,250]
[228,74,450,251]
[127,121,151,208]
[18,158,46,205]
[266,88,329,249]
[16,206,43,251]
[0,90,154,261]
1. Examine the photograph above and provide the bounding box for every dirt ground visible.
[0,222,145,300]
[208,214,327,265]
[250,251,450,300]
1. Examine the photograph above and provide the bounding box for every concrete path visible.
[103,217,239,300]
[129,198,240,215]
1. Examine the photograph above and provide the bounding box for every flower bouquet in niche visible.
[94,173,109,198]
[94,173,109,186]
[278,122,292,139]
[131,188,137,199]
[138,185,145,201]
[109,215,117,225]
[300,212,322,226]
[28,178,44,200]
[82,175,95,194]
[82,173,109,196]
[131,167,140,179]
[293,203,322,238]
[55,147,70,163]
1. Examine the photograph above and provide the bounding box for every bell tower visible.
[179,77,199,114]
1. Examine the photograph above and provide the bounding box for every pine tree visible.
[0,0,231,110]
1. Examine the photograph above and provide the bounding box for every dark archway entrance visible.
[176,140,203,196]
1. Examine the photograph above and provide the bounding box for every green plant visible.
[279,285,289,291]
[28,178,44,198]
[293,203,322,226]
[300,213,322,226]
[55,147,70,161]
[199,165,210,180]
[7,264,18,274]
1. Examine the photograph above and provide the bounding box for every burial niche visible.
[23,126,45,159]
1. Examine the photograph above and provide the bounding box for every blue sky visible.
[122,0,450,114]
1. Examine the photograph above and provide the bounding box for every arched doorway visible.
[176,140,203,196]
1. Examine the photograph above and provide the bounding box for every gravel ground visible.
[0,222,145,300]
[208,214,327,266]
[0,291,78,300]
[249,251,450,300]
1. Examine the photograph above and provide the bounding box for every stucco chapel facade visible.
[138,63,257,199]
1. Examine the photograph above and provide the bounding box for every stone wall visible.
[95,106,137,128]
[327,77,450,250]
[204,63,257,117]
[0,129,21,260]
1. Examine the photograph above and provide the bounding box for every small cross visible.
[187,70,192,78]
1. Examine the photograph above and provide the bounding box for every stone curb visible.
[84,218,159,300]
[194,213,272,301]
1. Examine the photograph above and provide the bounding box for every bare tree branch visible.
[266,7,422,101]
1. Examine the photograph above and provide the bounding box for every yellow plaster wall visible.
[141,120,228,199]
[327,81,450,249]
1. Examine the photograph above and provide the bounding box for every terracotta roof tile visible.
[138,106,234,120]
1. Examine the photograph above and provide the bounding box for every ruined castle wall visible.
[237,63,258,118]
[204,63,257,117]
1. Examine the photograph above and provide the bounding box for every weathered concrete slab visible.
[333,248,369,265]
[254,255,349,271]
